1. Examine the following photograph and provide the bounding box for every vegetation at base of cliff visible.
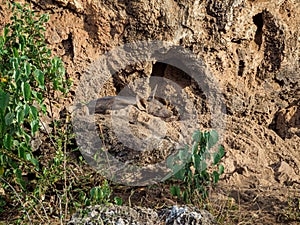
[167,130,225,203]
[0,2,110,224]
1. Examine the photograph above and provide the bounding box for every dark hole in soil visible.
[238,60,245,76]
[253,13,263,49]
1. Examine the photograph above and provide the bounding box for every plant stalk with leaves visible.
[167,130,225,203]
[0,2,71,189]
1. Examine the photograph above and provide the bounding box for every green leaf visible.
[14,168,26,190]
[179,148,190,162]
[201,170,209,181]
[21,82,31,101]
[218,164,224,175]
[23,131,31,145]
[13,67,20,82]
[18,147,25,159]
[0,166,5,176]
[16,108,24,124]
[84,199,91,206]
[29,105,38,120]
[207,130,219,149]
[12,47,19,58]
[0,89,10,110]
[24,62,31,76]
[182,191,189,203]
[30,158,39,170]
[213,146,225,166]
[90,187,96,200]
[192,130,201,143]
[5,112,14,125]
[34,69,45,89]
[19,35,26,52]
[218,145,225,157]
[24,104,30,116]
[32,90,44,103]
[4,26,9,37]
[212,171,220,184]
[30,119,39,135]
[174,167,185,180]
[13,140,20,148]
[213,152,221,165]
[3,134,13,149]
[170,185,181,198]
[41,104,47,114]
[114,197,123,206]
[166,155,175,168]
[53,79,58,90]
[41,14,49,23]
[197,160,207,173]
[25,152,32,161]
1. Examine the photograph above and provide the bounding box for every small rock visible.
[276,161,300,185]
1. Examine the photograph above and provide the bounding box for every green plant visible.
[72,179,117,208]
[0,0,71,214]
[167,130,225,203]
[0,2,125,224]
[89,180,112,205]
[113,196,123,206]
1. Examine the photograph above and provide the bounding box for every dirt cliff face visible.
[2,0,299,223]
[28,0,299,186]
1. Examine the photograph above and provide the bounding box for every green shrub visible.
[89,180,112,205]
[167,130,225,203]
[0,2,71,189]
[0,3,123,223]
